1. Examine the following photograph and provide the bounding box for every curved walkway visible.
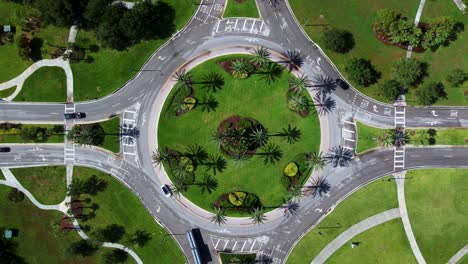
[394,171,427,264]
[311,208,401,263]
[0,58,73,102]
[448,245,468,264]
[0,167,142,264]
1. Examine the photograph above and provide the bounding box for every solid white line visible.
[214,239,221,249]
[250,240,257,251]
[123,152,137,156]
[344,129,355,133]
[343,120,355,125]
[344,138,355,142]
[215,20,221,32]
[112,103,120,107]
[343,146,354,150]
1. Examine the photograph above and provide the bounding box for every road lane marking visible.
[232,241,238,251]
[240,241,247,252]
[223,240,229,251]
[250,240,257,251]
[112,103,120,107]
[214,239,220,249]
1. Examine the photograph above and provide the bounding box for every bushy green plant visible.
[244,193,260,208]
[228,191,247,207]
[179,156,194,172]
[345,58,379,87]
[446,69,466,87]
[181,97,196,111]
[284,162,299,177]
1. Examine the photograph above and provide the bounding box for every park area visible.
[223,0,259,18]
[157,54,321,216]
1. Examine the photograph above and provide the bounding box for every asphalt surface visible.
[1,0,467,263]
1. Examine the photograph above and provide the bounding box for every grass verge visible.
[0,124,64,143]
[406,169,468,263]
[327,219,416,263]
[15,66,67,102]
[220,252,256,263]
[11,166,66,205]
[74,166,184,263]
[0,86,16,99]
[286,175,397,263]
[98,117,120,153]
[223,0,259,18]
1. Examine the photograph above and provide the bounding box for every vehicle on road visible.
[0,147,11,152]
[161,184,172,197]
[336,79,350,90]
[64,112,86,119]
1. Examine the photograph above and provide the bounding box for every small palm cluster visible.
[387,127,410,147]
[210,206,267,226]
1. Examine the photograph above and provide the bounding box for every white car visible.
[161,184,172,198]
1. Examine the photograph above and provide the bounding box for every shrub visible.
[243,194,260,208]
[416,81,446,105]
[179,156,194,172]
[422,16,458,50]
[181,97,196,111]
[321,27,354,53]
[345,58,380,87]
[374,9,399,36]
[287,92,308,112]
[8,188,24,203]
[446,69,466,87]
[381,79,402,101]
[392,59,424,86]
[228,191,247,207]
[284,162,299,177]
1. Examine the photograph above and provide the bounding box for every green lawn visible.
[409,0,468,106]
[99,117,120,153]
[0,184,123,263]
[223,0,259,18]
[15,66,67,102]
[0,169,4,180]
[0,86,16,99]
[158,55,320,215]
[74,167,184,263]
[0,1,33,83]
[286,175,397,263]
[72,0,196,101]
[11,166,66,205]
[289,0,419,103]
[0,124,64,143]
[356,122,468,153]
[405,169,468,264]
[327,219,416,264]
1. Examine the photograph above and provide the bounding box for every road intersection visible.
[0,0,467,263]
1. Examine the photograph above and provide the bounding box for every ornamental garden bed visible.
[157,54,320,216]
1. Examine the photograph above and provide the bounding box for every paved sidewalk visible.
[406,0,426,58]
[394,171,427,264]
[311,208,401,264]
[453,0,467,11]
[448,245,468,264]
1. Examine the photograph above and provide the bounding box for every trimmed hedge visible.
[284,162,299,177]
[229,191,246,206]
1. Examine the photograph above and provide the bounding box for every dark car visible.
[336,79,350,90]
[0,147,11,152]
[160,184,172,198]
[64,112,86,119]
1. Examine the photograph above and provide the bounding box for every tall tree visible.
[345,58,379,87]
[211,206,227,225]
[256,143,283,165]
[126,230,152,247]
[311,93,336,116]
[202,154,227,175]
[250,207,267,225]
[289,74,311,93]
[97,3,130,50]
[311,75,336,96]
[103,249,128,264]
[83,175,107,196]
[307,176,331,198]
[392,58,424,86]
[287,185,303,202]
[152,148,170,167]
[322,27,354,53]
[173,70,193,92]
[280,50,304,72]
[387,127,410,147]
[198,174,218,194]
[416,81,446,105]
[326,146,353,168]
[201,72,224,93]
[83,0,113,28]
[257,62,283,84]
[67,240,98,257]
[381,79,402,101]
[171,180,188,197]
[231,59,250,79]
[184,144,208,164]
[94,224,125,243]
[306,151,326,171]
[67,124,105,146]
[445,69,466,87]
[199,95,219,113]
[249,126,269,148]
[282,201,299,218]
[271,125,301,144]
[250,46,271,67]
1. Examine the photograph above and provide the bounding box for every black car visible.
[0,147,11,152]
[64,112,86,119]
[336,79,350,90]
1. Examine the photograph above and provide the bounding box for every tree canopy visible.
[416,81,446,105]
[422,16,458,50]
[392,58,425,86]
[381,79,402,101]
[321,27,354,53]
[344,58,379,87]
[445,69,466,87]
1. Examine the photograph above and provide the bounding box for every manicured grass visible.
[289,0,419,103]
[327,219,416,264]
[15,66,67,102]
[356,122,468,153]
[223,0,259,18]
[409,0,468,106]
[11,166,66,205]
[72,0,196,101]
[0,86,16,99]
[158,55,320,215]
[0,1,34,82]
[220,252,256,263]
[0,169,4,180]
[405,169,468,263]
[99,117,120,153]
[74,167,184,263]
[286,175,397,264]
[0,184,119,263]
[0,124,64,143]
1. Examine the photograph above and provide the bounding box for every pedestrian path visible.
[406,0,426,58]
[394,171,427,264]
[311,208,401,264]
[448,245,468,264]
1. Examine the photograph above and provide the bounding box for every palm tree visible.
[311,93,336,116]
[201,72,224,93]
[250,207,267,225]
[387,127,410,147]
[171,180,188,197]
[152,148,170,167]
[67,124,104,146]
[257,62,283,84]
[306,176,331,198]
[211,206,227,225]
[256,143,283,165]
[306,151,326,171]
[273,124,301,144]
[211,130,225,149]
[311,75,337,96]
[173,70,192,92]
[198,174,218,194]
[184,144,208,164]
[288,92,309,112]
[172,163,191,181]
[199,94,219,113]
[231,59,250,78]
[280,50,304,72]
[250,46,271,67]
[289,74,311,93]
[326,145,353,168]
[249,126,269,148]
[287,185,303,202]
[203,154,227,175]
[282,201,299,218]
[127,230,152,247]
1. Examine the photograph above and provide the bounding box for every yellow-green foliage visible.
[179,156,194,172]
[233,71,248,79]
[0,128,21,135]
[182,97,196,110]
[229,191,247,206]
[284,162,299,177]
